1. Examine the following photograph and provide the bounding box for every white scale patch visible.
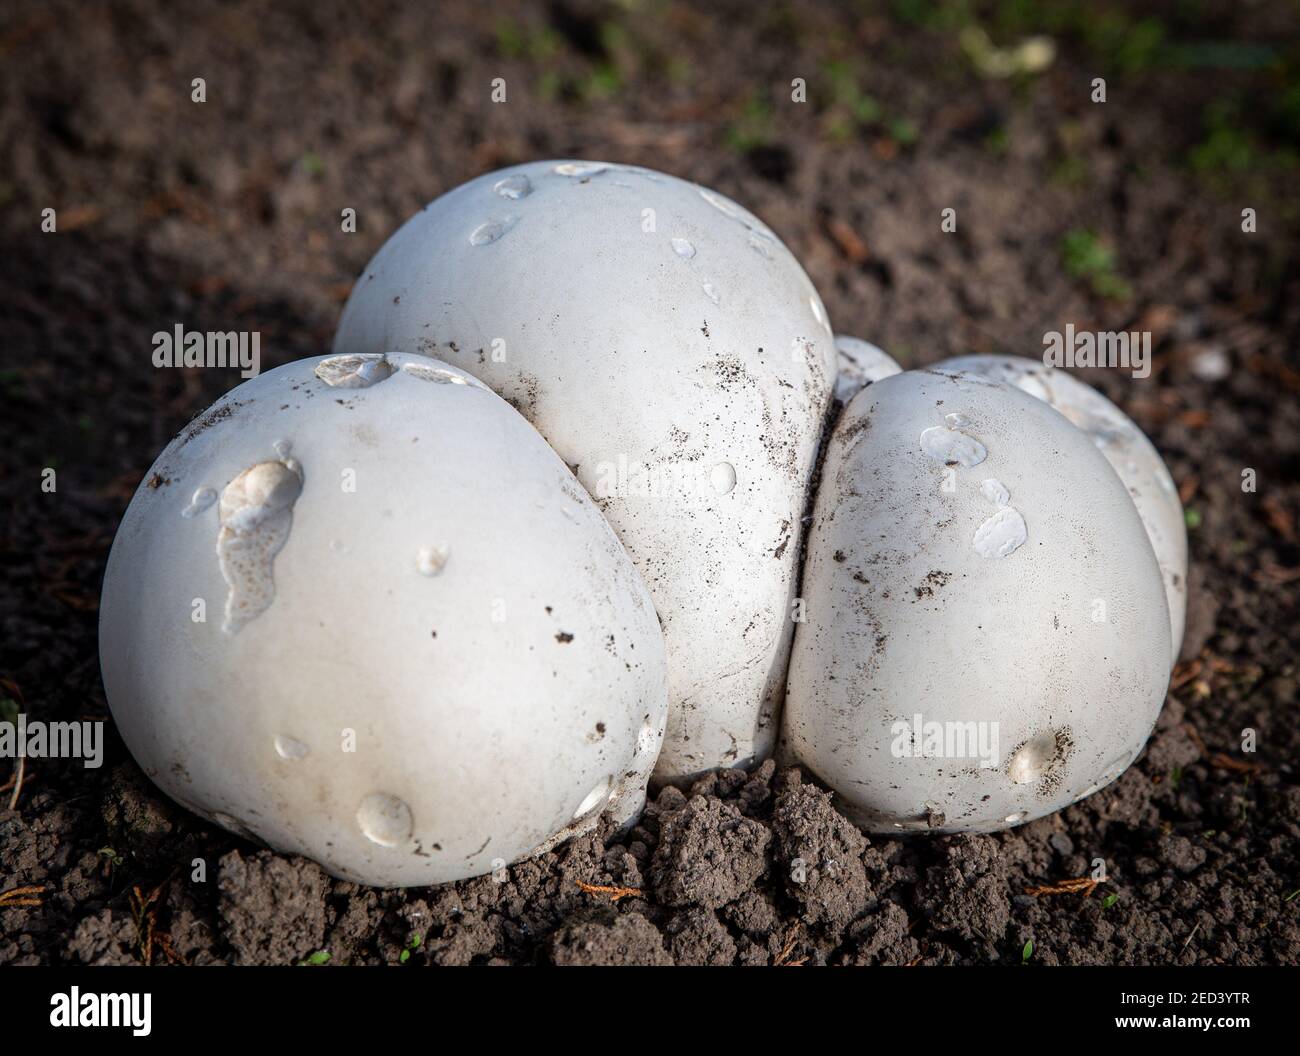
[919,422,987,467]
[315,353,393,388]
[973,477,1026,559]
[973,507,1028,559]
[216,455,304,633]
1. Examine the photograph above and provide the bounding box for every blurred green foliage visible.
[1061,229,1131,300]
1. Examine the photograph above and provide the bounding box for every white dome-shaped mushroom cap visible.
[100,352,668,887]
[784,368,1171,832]
[333,161,836,784]
[936,354,1186,665]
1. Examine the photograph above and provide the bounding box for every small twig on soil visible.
[1206,753,1264,776]
[0,884,46,908]
[1246,352,1300,394]
[1024,876,1103,899]
[129,877,179,965]
[1181,922,1201,954]
[773,925,806,966]
[575,880,643,903]
[1182,723,1264,776]
[154,931,186,965]
[0,771,35,795]
[1206,655,1237,675]
[48,589,99,612]
[1254,561,1300,585]
[6,756,24,813]
[1171,661,1202,691]
[129,885,157,965]
[1261,495,1296,543]
[1,678,28,811]
[823,216,869,265]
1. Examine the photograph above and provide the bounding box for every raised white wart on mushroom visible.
[216,454,303,633]
[313,352,393,388]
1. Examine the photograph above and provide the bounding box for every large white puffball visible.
[784,369,1171,832]
[100,353,668,887]
[936,354,1186,664]
[333,161,836,784]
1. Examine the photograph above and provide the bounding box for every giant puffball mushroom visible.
[784,368,1171,833]
[833,335,901,403]
[333,160,836,784]
[936,354,1186,665]
[99,353,668,887]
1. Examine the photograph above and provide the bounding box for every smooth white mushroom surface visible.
[833,335,901,403]
[100,353,668,887]
[936,354,1187,665]
[333,160,837,784]
[784,369,1171,832]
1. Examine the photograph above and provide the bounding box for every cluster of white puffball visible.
[100,161,1183,887]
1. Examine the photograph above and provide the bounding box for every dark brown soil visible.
[2,0,1298,965]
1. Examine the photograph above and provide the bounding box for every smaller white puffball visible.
[784,369,1171,832]
[937,354,1186,665]
[100,353,668,887]
[833,335,901,403]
